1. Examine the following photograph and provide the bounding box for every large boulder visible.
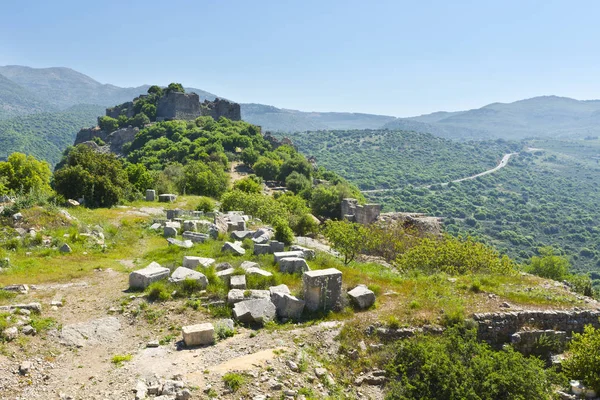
[278,257,310,274]
[182,323,214,346]
[166,238,193,248]
[230,275,246,290]
[348,285,375,309]
[221,241,245,256]
[233,298,276,325]
[169,267,208,288]
[129,262,170,289]
[302,268,343,312]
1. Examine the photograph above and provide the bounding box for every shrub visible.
[233,176,262,193]
[274,218,294,245]
[146,281,171,302]
[385,326,553,399]
[222,372,246,392]
[395,235,516,275]
[111,354,132,367]
[527,247,569,281]
[322,219,366,265]
[196,196,216,213]
[215,324,235,340]
[563,325,600,392]
[98,116,119,133]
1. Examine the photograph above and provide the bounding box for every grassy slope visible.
[0,197,583,321]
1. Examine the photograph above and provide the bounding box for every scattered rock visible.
[221,241,246,256]
[19,360,32,375]
[129,262,170,289]
[274,251,304,263]
[182,256,215,269]
[3,326,18,341]
[166,238,193,248]
[230,275,246,289]
[279,257,310,274]
[59,243,72,253]
[272,292,305,319]
[22,325,36,335]
[182,323,215,346]
[159,194,177,203]
[134,380,148,400]
[169,267,208,288]
[233,298,276,325]
[290,245,316,260]
[348,285,376,309]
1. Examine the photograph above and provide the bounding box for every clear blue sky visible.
[1,0,599,116]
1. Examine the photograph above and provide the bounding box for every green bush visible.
[385,326,553,399]
[222,372,246,392]
[527,247,569,281]
[146,281,171,302]
[196,196,216,213]
[563,325,600,392]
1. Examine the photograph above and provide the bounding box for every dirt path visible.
[362,152,518,193]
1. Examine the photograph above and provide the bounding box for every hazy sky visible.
[1,0,599,116]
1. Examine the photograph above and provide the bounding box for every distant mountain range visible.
[2,64,600,165]
[385,96,600,140]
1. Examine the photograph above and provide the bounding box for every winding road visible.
[361,152,518,193]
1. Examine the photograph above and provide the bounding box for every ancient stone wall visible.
[105,102,134,119]
[200,98,241,121]
[156,92,202,121]
[473,310,600,347]
[341,198,381,225]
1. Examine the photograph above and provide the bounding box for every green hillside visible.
[280,129,518,190]
[0,73,55,119]
[0,104,104,165]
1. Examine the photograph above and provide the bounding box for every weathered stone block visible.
[302,268,343,312]
[129,262,170,289]
[182,256,215,269]
[274,251,304,263]
[290,245,316,260]
[166,238,193,248]
[246,267,273,277]
[182,323,214,346]
[221,241,245,256]
[279,257,310,274]
[182,231,209,243]
[272,292,305,319]
[254,243,271,255]
[231,230,254,240]
[146,189,156,201]
[240,261,259,271]
[183,220,198,232]
[217,268,236,285]
[233,298,276,325]
[348,285,375,309]
[169,267,208,288]
[163,226,178,238]
[269,284,291,297]
[269,241,285,253]
[230,275,246,289]
[159,194,177,203]
[227,289,270,305]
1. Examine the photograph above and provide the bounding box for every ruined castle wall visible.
[473,310,600,347]
[156,92,202,121]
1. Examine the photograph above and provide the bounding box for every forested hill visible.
[0,73,55,119]
[280,129,518,190]
[384,96,600,140]
[0,104,104,165]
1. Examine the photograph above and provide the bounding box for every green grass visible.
[222,372,246,392]
[111,353,132,367]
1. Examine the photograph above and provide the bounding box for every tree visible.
[279,156,312,181]
[241,147,259,167]
[253,156,281,181]
[273,217,294,245]
[166,82,185,94]
[527,247,569,281]
[233,176,262,193]
[53,145,129,208]
[181,161,229,198]
[147,85,163,96]
[285,171,311,194]
[125,163,154,194]
[0,152,52,194]
[563,325,600,393]
[322,219,367,265]
[131,112,151,128]
[98,116,119,133]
